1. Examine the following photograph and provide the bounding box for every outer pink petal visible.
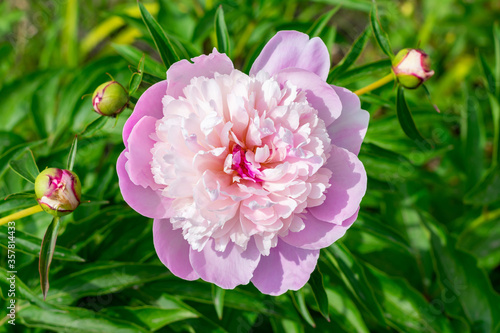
[250,31,330,80]
[281,209,359,250]
[153,219,199,280]
[276,68,341,126]
[123,80,168,146]
[117,152,173,219]
[166,49,234,99]
[189,238,261,289]
[125,116,161,190]
[308,145,366,224]
[251,241,319,296]
[328,86,369,155]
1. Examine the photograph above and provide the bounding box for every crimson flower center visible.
[231,144,263,183]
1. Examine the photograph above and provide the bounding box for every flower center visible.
[231,144,263,183]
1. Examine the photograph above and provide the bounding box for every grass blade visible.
[211,285,225,320]
[396,86,426,142]
[328,27,371,82]
[39,216,60,300]
[138,2,180,68]
[308,266,330,321]
[66,135,78,171]
[214,5,231,56]
[370,5,393,58]
[9,148,40,183]
[307,5,341,38]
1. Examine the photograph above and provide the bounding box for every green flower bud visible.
[392,49,434,89]
[92,81,129,116]
[35,168,81,217]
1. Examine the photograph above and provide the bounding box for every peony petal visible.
[308,145,366,224]
[251,241,319,296]
[117,152,174,219]
[189,238,261,289]
[328,86,369,155]
[276,68,342,126]
[281,209,359,250]
[125,116,161,190]
[153,219,199,280]
[166,49,234,99]
[250,31,330,80]
[123,80,168,147]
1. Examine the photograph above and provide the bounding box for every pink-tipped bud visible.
[35,168,81,217]
[92,81,129,116]
[392,49,434,89]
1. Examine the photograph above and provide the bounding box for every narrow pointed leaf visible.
[214,5,231,57]
[479,52,496,95]
[128,54,145,96]
[494,22,500,96]
[3,190,36,200]
[307,5,341,38]
[325,243,387,325]
[66,135,78,171]
[212,285,225,320]
[39,216,60,300]
[138,2,180,68]
[396,86,426,142]
[291,289,316,328]
[8,148,40,183]
[308,266,330,321]
[80,115,108,138]
[112,43,166,79]
[370,5,393,58]
[424,218,500,331]
[329,27,371,82]
[0,226,84,262]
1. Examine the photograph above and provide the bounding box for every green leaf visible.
[494,22,500,96]
[138,2,180,68]
[3,190,36,200]
[128,54,145,96]
[307,5,341,38]
[290,289,315,328]
[424,219,500,332]
[370,5,393,58]
[0,268,53,310]
[79,116,108,138]
[489,93,500,166]
[66,135,78,171]
[364,264,456,333]
[479,52,496,95]
[396,86,427,142]
[19,304,147,333]
[214,5,231,57]
[461,91,485,189]
[0,226,84,262]
[47,263,171,304]
[463,166,500,205]
[328,27,371,82]
[39,216,60,300]
[459,208,500,270]
[308,266,330,321]
[335,59,392,86]
[101,306,198,331]
[325,243,387,326]
[212,285,225,320]
[8,148,40,183]
[311,0,372,12]
[112,44,166,79]
[325,287,369,333]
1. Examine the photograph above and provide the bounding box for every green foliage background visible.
[1,0,500,332]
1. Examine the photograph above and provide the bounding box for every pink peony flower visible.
[117,31,368,295]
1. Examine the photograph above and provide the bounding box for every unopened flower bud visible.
[35,168,81,217]
[392,49,434,89]
[92,81,129,116]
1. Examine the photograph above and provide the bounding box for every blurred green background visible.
[1,0,500,332]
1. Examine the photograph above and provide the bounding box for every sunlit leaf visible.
[8,148,40,183]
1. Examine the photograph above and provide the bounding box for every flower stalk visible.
[0,205,43,226]
[354,73,394,96]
